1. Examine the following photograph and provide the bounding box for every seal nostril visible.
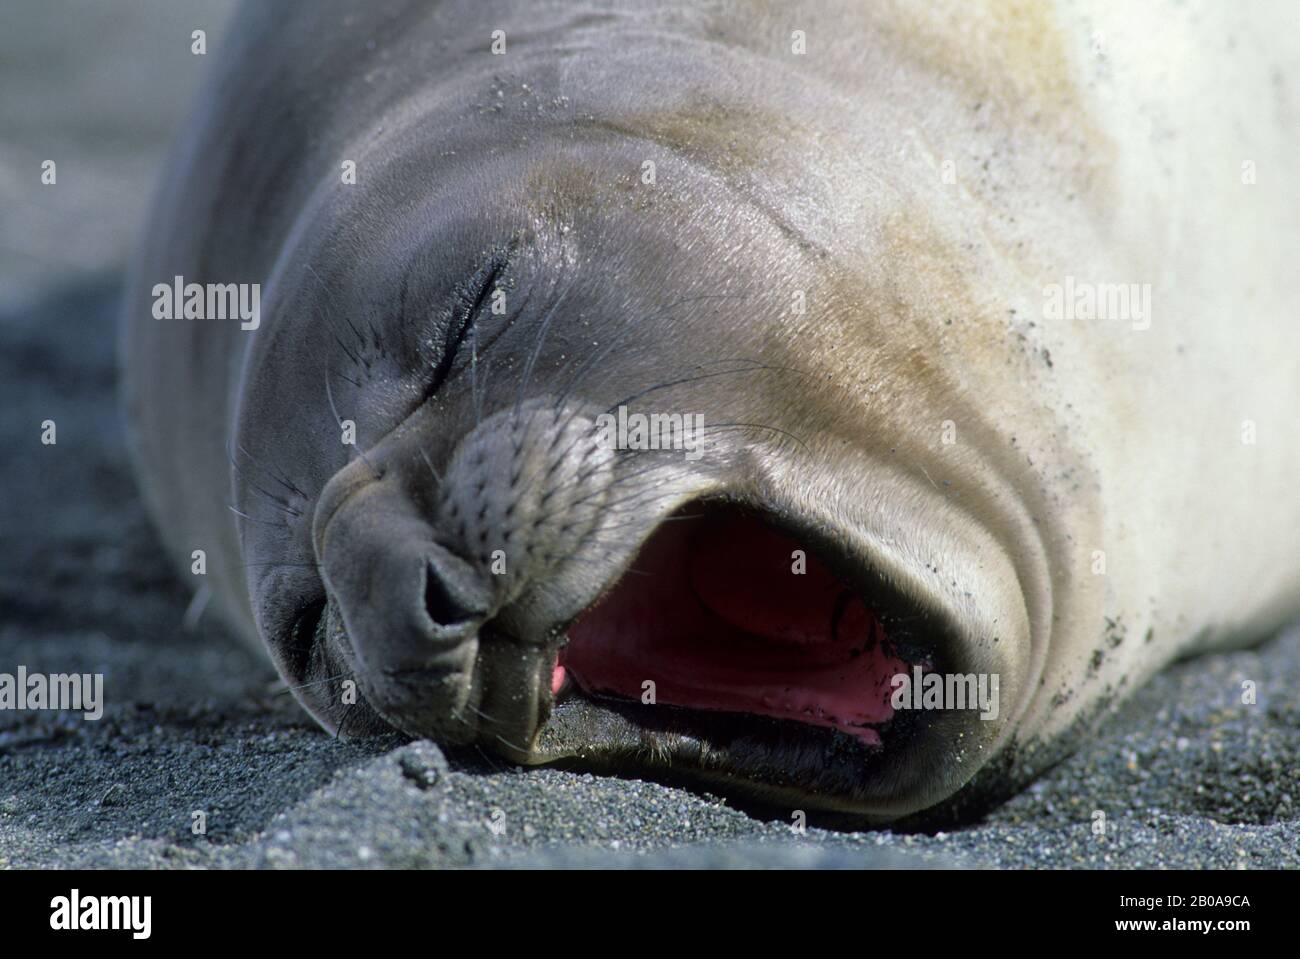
[424,562,480,628]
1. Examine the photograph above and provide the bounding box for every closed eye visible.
[423,250,511,403]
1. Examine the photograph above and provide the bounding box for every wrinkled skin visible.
[122,0,1300,822]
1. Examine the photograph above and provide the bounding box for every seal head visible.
[228,165,1039,821]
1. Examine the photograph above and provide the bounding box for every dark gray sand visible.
[1,281,1297,870]
[2,0,1297,870]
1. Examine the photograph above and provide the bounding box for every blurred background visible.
[0,0,236,314]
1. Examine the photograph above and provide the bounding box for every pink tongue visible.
[561,514,907,742]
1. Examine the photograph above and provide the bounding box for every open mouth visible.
[553,504,932,749]
[305,467,998,818]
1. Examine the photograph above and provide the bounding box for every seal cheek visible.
[303,397,619,753]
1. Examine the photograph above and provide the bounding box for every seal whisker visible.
[462,696,541,755]
[470,744,512,774]
[418,448,442,485]
[469,313,481,427]
[691,356,815,379]
[548,291,757,435]
[325,363,382,479]
[235,441,309,499]
[541,353,782,472]
[227,504,291,528]
[276,673,353,695]
[463,270,534,426]
[517,463,660,529]
[531,457,667,519]
[602,362,790,413]
[474,356,492,427]
[694,421,810,453]
[541,471,663,523]
[227,459,302,517]
[464,703,532,753]
[547,296,731,413]
[334,702,356,740]
[307,262,369,356]
[513,360,794,505]
[514,282,571,418]
[325,318,365,370]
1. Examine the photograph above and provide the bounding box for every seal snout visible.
[313,397,617,752]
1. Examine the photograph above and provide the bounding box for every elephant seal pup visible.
[121,0,1300,822]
